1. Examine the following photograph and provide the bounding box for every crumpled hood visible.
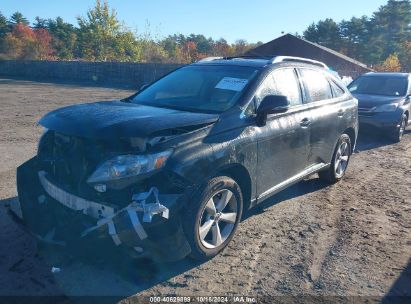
[352,93,404,109]
[39,101,219,139]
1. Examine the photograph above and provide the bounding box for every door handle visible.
[337,109,344,117]
[300,117,311,127]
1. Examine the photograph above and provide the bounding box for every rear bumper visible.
[11,157,191,262]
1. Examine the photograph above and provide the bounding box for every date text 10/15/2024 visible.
[149,296,257,303]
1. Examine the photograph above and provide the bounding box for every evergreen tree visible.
[370,0,411,64]
[339,16,371,62]
[47,17,77,59]
[303,23,319,43]
[33,17,47,29]
[303,19,342,50]
[0,11,8,37]
[8,12,29,27]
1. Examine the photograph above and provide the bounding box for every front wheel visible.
[319,134,352,183]
[182,176,243,261]
[390,114,407,143]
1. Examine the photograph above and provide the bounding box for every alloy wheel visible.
[198,189,238,249]
[335,141,349,178]
[399,118,406,140]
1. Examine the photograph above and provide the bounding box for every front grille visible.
[37,131,106,193]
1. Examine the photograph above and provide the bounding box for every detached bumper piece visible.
[13,157,191,262]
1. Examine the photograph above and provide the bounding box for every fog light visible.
[94,184,107,193]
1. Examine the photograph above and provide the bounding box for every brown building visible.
[245,34,373,78]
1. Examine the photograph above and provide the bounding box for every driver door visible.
[255,68,311,198]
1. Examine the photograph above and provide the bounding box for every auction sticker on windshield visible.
[215,77,248,91]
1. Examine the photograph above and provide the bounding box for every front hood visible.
[39,101,219,139]
[352,93,404,109]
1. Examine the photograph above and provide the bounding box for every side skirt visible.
[252,162,329,204]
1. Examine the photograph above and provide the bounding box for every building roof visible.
[245,34,372,72]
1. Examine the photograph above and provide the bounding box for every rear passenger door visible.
[255,68,311,197]
[298,68,345,166]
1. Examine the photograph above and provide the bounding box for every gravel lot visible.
[0,78,410,303]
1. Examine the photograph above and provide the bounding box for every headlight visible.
[87,150,172,183]
[371,103,398,112]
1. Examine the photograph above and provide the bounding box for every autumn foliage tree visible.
[3,23,53,59]
[375,53,402,72]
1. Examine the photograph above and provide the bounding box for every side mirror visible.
[139,83,149,91]
[256,95,290,126]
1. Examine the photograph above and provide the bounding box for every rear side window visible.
[255,68,302,107]
[329,79,345,98]
[300,69,333,102]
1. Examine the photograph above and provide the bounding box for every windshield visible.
[132,65,259,113]
[348,76,408,97]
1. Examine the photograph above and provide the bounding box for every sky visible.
[1,0,388,43]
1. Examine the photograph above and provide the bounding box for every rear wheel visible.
[319,134,352,183]
[182,176,243,261]
[390,114,407,143]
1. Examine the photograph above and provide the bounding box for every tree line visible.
[0,0,410,71]
[303,0,411,71]
[0,1,262,63]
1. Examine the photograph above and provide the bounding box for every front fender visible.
[167,126,258,201]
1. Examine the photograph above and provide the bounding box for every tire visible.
[390,114,407,143]
[182,176,243,261]
[319,134,352,183]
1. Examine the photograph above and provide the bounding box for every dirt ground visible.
[0,78,410,303]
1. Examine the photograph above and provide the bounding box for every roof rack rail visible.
[223,55,272,60]
[198,55,272,62]
[198,56,223,62]
[270,56,329,69]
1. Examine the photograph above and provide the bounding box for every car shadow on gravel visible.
[382,258,411,303]
[243,176,330,220]
[355,128,410,152]
[0,196,203,302]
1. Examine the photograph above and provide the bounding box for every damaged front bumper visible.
[10,157,191,262]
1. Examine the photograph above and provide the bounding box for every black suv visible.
[11,56,358,261]
[348,72,411,142]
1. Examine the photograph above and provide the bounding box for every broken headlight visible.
[87,150,172,183]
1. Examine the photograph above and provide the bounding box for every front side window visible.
[300,69,333,102]
[348,76,408,97]
[255,68,302,107]
[132,65,259,113]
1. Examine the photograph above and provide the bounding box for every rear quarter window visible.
[300,69,333,102]
[329,79,345,98]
